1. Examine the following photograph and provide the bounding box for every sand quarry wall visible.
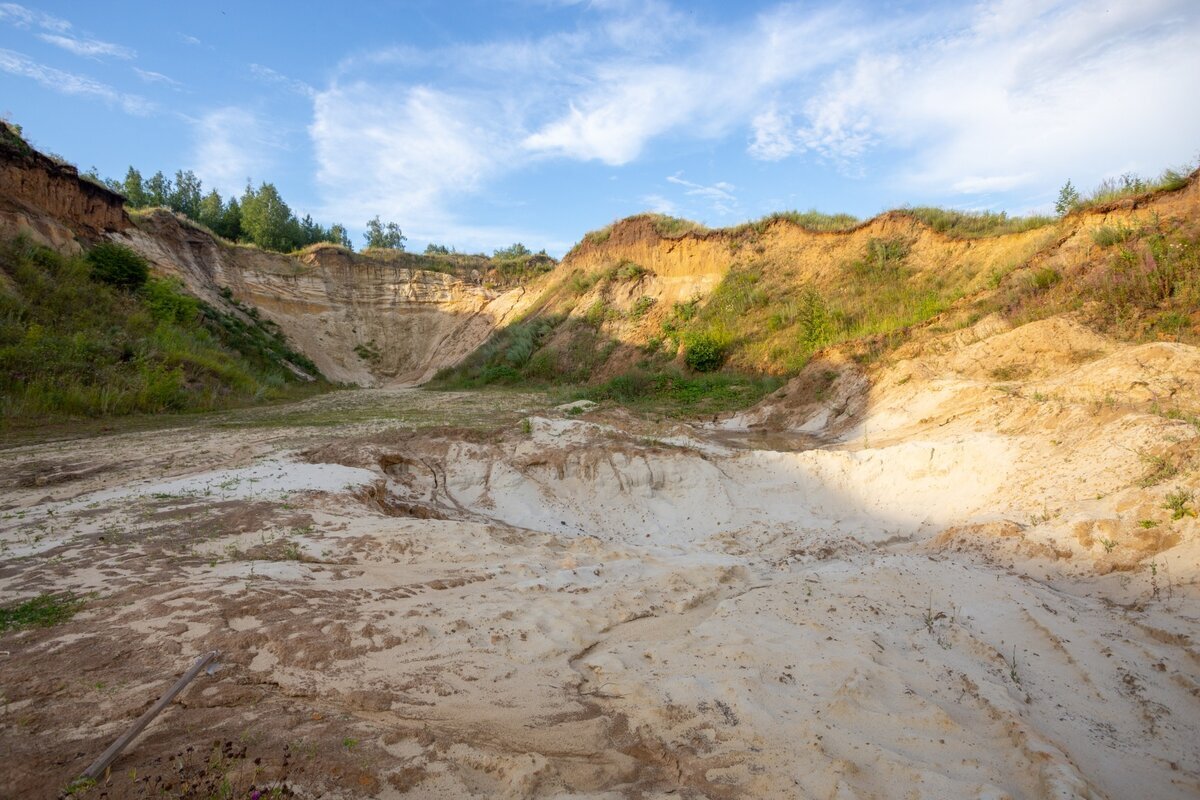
[116,212,530,385]
[0,136,530,386]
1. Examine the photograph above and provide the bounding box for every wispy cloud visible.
[37,33,134,59]
[249,63,314,98]
[0,48,152,115]
[133,67,180,87]
[0,3,70,33]
[310,83,529,247]
[191,107,280,196]
[302,0,1200,247]
[746,0,1200,193]
[641,193,677,215]
[666,173,738,216]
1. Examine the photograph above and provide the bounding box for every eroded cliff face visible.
[0,123,129,253]
[0,127,532,387]
[116,211,532,386]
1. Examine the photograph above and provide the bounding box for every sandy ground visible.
[1,321,1198,799]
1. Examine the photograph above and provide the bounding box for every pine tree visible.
[1055,180,1080,216]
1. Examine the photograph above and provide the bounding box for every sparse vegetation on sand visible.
[0,592,85,633]
[0,237,324,425]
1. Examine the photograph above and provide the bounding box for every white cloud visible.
[522,65,701,165]
[749,105,795,161]
[37,33,134,59]
[133,67,180,87]
[666,173,737,216]
[250,63,314,98]
[522,5,882,165]
[310,83,530,249]
[641,194,677,215]
[299,0,1200,250]
[0,48,152,114]
[191,108,279,196]
[0,3,70,32]
[758,0,1200,193]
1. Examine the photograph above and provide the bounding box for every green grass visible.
[582,369,783,417]
[745,210,860,234]
[0,237,325,425]
[901,207,1054,238]
[0,592,85,633]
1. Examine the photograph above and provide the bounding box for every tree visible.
[121,167,149,207]
[145,171,172,207]
[1055,180,1080,216]
[241,182,297,252]
[327,223,352,249]
[363,216,406,250]
[425,243,451,255]
[494,242,531,259]
[198,189,225,232]
[218,196,243,242]
[168,170,203,218]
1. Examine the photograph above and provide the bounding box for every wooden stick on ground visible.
[80,650,220,781]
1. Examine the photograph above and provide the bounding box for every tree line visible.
[105,168,414,255]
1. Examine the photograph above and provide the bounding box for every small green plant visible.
[64,777,97,796]
[631,296,657,319]
[353,340,382,362]
[1138,519,1159,528]
[1027,267,1061,291]
[989,364,1029,381]
[0,592,85,633]
[520,417,532,435]
[1008,646,1022,685]
[342,737,358,750]
[1164,487,1196,520]
[1099,537,1118,554]
[1091,223,1134,247]
[1138,451,1178,487]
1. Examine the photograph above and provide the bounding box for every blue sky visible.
[2,1,1198,255]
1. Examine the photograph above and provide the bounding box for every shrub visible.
[141,277,199,324]
[631,296,657,319]
[1028,267,1061,291]
[87,242,149,290]
[1092,224,1134,248]
[683,332,726,372]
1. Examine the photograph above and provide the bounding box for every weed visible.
[1138,519,1159,528]
[1008,647,1021,685]
[630,296,657,319]
[1092,223,1135,248]
[904,207,1054,238]
[0,592,85,633]
[1138,451,1178,487]
[1164,487,1196,520]
[353,340,381,362]
[520,417,532,436]
[1027,267,1061,291]
[989,364,1029,381]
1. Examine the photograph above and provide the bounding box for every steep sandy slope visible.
[456,171,1197,387]
[115,211,534,385]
